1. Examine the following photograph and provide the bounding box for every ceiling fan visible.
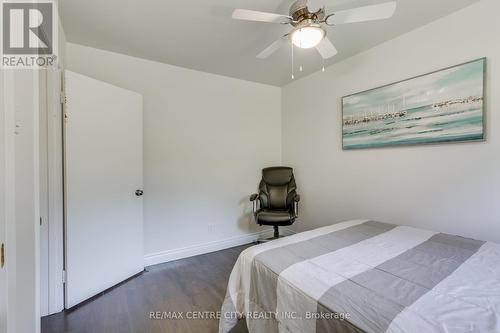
[232,0,397,60]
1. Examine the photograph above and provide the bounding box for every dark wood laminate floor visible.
[42,244,253,333]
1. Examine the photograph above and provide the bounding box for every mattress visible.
[219,220,500,333]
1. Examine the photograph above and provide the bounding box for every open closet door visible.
[64,70,144,308]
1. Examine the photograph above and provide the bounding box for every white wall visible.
[282,0,500,243]
[66,43,282,262]
[57,17,67,69]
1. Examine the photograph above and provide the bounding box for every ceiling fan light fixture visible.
[291,25,325,49]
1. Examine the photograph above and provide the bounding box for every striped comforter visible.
[219,220,500,333]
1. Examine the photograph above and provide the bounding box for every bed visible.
[219,220,500,333]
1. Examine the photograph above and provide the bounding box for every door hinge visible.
[62,270,67,284]
[1,244,5,268]
[60,91,67,105]
[40,216,42,226]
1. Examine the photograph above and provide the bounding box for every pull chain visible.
[291,44,295,79]
[322,57,325,72]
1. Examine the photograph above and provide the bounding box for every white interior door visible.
[1,68,16,333]
[64,70,144,308]
[0,68,8,333]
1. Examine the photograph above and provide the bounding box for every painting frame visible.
[341,58,487,150]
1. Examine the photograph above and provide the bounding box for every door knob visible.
[135,190,144,197]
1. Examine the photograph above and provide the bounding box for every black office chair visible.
[250,167,300,240]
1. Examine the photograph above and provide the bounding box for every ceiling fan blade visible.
[316,37,338,59]
[257,38,287,59]
[327,1,397,25]
[232,9,292,24]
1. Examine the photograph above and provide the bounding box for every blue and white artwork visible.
[342,58,485,149]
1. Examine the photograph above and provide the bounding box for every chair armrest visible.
[293,194,300,217]
[250,194,260,216]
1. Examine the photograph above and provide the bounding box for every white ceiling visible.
[61,0,478,86]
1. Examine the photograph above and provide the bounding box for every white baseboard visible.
[144,227,296,267]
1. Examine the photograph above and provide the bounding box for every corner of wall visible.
[279,86,284,166]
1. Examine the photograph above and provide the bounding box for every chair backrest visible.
[258,167,297,210]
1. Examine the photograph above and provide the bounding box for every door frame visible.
[39,69,65,315]
[47,69,65,313]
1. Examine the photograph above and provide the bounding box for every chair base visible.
[254,235,285,244]
[254,226,283,244]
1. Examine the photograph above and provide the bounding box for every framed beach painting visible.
[342,58,486,150]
